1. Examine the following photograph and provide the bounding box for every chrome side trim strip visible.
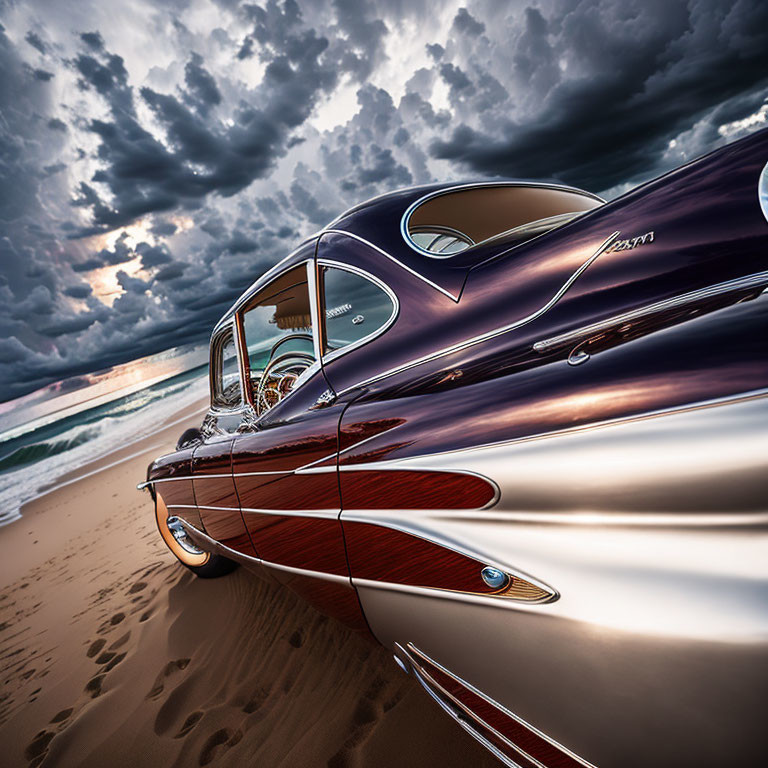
[322,229,460,301]
[533,269,768,354]
[260,558,350,585]
[353,577,556,610]
[168,504,239,512]
[335,231,621,395]
[144,473,231,483]
[405,662,530,768]
[176,519,351,585]
[145,468,314,485]
[400,643,597,768]
[400,181,605,259]
[240,507,340,519]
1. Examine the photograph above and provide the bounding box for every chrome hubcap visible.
[167,517,205,555]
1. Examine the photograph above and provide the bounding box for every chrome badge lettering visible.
[325,302,352,319]
[606,231,655,253]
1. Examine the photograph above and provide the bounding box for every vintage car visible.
[139,127,768,768]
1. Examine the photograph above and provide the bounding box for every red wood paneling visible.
[410,645,589,768]
[193,475,240,507]
[234,471,291,509]
[340,470,495,510]
[344,522,505,596]
[155,479,195,507]
[236,472,339,511]
[243,513,349,576]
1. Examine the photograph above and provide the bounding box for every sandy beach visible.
[0,398,495,768]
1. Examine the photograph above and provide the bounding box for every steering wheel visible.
[255,346,314,416]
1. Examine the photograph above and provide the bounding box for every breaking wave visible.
[0,372,208,527]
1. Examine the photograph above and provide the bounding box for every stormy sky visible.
[1,0,767,402]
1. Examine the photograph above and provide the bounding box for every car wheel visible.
[155,493,238,579]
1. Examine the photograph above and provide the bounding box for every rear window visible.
[403,184,603,257]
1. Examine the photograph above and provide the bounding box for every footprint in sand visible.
[241,687,270,714]
[146,658,190,700]
[327,674,392,767]
[127,581,147,594]
[174,710,204,739]
[102,652,126,673]
[84,673,106,698]
[86,638,106,658]
[24,729,54,765]
[49,708,73,724]
[108,631,131,650]
[198,728,243,766]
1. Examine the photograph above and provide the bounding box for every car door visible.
[193,320,256,557]
[228,256,367,630]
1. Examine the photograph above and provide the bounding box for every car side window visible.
[320,266,396,356]
[240,264,317,416]
[211,326,243,410]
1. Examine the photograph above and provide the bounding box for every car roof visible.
[214,180,602,334]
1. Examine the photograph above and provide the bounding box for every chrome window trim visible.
[234,257,324,424]
[212,238,317,335]
[322,229,460,301]
[306,260,323,361]
[209,318,246,413]
[318,259,400,365]
[400,181,606,259]
[334,230,620,396]
[533,269,768,354]
[409,224,475,257]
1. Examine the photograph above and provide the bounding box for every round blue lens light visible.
[480,566,510,590]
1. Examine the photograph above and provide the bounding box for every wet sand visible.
[0,399,496,768]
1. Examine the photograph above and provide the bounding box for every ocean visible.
[0,345,210,527]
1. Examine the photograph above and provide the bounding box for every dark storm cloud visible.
[63,283,93,299]
[154,261,188,281]
[24,30,47,54]
[150,219,178,237]
[137,242,173,268]
[430,0,768,193]
[71,2,368,235]
[183,52,222,114]
[452,7,484,37]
